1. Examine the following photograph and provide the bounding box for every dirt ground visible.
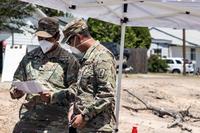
[1,74,200,133]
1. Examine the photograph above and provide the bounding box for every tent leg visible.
[114,23,126,132]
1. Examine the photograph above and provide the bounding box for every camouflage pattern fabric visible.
[12,46,79,133]
[62,19,88,43]
[36,17,59,38]
[52,41,116,133]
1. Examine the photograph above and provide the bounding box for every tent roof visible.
[21,0,200,29]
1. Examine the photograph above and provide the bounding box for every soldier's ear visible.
[76,34,83,42]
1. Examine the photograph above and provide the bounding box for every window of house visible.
[154,49,162,56]
[191,48,196,60]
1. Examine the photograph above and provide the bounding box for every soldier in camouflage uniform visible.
[51,19,116,133]
[10,17,79,133]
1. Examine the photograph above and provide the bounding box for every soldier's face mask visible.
[67,35,83,56]
[67,35,91,57]
[70,46,82,56]
[39,40,54,53]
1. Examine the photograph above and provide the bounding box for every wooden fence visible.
[127,48,148,73]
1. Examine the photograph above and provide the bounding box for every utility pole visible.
[182,29,186,76]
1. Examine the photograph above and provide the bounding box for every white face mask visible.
[39,40,54,54]
[67,36,83,57]
[68,36,92,57]
[70,47,82,55]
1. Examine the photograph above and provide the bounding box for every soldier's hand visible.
[71,114,86,129]
[68,105,74,121]
[39,92,51,103]
[10,88,25,99]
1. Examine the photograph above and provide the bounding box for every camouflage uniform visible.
[53,41,116,133]
[12,45,79,133]
[12,44,79,132]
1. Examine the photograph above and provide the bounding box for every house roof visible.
[151,38,172,44]
[150,27,200,47]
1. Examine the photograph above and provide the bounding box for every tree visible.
[87,18,151,49]
[0,0,35,32]
[87,18,120,43]
[131,27,151,49]
[38,6,65,17]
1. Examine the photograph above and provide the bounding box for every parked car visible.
[163,57,194,73]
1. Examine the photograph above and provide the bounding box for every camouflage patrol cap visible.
[35,17,59,38]
[62,18,88,43]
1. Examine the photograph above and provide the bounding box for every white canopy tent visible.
[20,0,200,132]
[21,0,200,28]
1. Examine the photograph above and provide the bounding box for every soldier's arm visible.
[50,55,80,105]
[50,83,78,105]
[13,56,27,81]
[64,55,80,88]
[82,57,116,121]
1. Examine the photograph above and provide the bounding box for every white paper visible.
[12,80,50,94]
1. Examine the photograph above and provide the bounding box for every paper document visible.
[12,80,50,94]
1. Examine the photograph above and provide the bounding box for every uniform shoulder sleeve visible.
[82,50,116,120]
[13,55,28,81]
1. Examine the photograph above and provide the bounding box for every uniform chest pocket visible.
[47,65,65,88]
[78,64,94,88]
[37,62,65,89]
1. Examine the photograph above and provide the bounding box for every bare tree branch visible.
[123,89,200,132]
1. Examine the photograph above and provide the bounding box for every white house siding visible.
[170,46,191,60]
[195,48,200,71]
[148,43,169,58]
[170,46,200,72]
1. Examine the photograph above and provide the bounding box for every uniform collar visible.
[45,45,62,58]
[82,41,99,61]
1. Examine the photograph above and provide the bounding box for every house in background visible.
[148,27,200,72]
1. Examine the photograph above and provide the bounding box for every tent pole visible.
[11,32,14,46]
[115,22,126,132]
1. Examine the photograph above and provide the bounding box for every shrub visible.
[148,55,168,72]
